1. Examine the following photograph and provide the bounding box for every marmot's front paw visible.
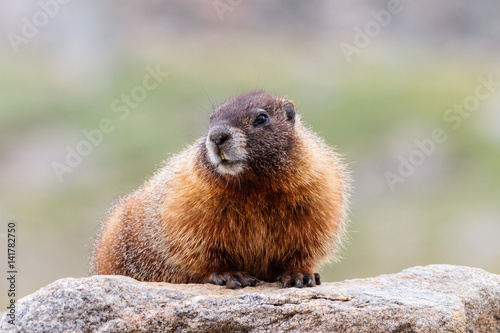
[278,271,321,288]
[208,272,260,289]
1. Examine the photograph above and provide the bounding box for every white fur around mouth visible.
[216,160,245,176]
[205,127,247,176]
[206,143,245,176]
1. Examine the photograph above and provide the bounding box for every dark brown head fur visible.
[200,91,302,192]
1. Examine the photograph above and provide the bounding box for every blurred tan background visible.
[1,1,500,306]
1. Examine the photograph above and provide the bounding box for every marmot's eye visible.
[254,113,269,126]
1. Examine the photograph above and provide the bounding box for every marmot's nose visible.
[209,126,231,146]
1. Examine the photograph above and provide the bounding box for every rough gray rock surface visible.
[1,265,499,332]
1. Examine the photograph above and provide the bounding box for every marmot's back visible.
[92,90,350,288]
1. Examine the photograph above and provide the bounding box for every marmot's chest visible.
[217,199,309,275]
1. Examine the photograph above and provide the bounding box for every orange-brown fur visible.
[92,91,350,286]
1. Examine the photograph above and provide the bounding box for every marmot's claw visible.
[208,272,260,289]
[279,271,321,288]
[314,273,321,285]
[209,272,227,285]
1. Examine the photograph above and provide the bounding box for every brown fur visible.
[92,90,350,287]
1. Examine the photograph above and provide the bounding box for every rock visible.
[1,265,499,332]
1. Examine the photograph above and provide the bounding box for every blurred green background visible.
[1,1,500,306]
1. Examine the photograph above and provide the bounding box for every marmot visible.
[92,90,350,288]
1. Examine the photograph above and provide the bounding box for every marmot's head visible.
[202,91,298,178]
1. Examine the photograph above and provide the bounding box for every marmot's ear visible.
[282,100,296,124]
